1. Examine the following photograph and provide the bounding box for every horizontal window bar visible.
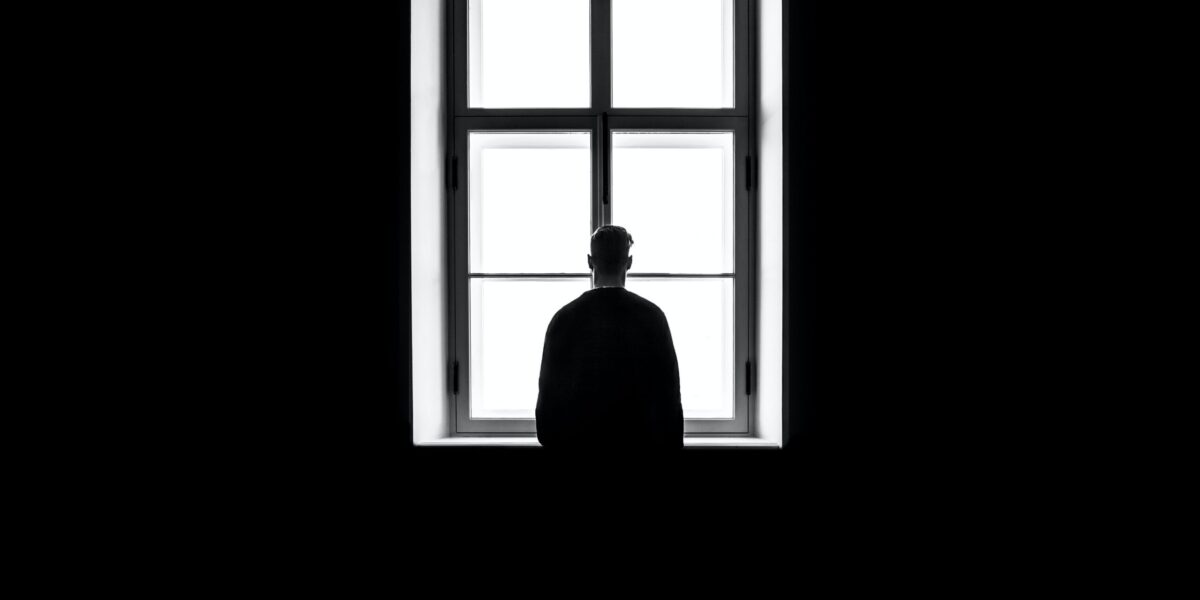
[628,273,736,278]
[454,109,750,118]
[468,273,735,278]
[468,273,588,278]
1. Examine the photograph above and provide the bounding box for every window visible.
[437,0,764,439]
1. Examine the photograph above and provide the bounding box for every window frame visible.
[446,0,759,437]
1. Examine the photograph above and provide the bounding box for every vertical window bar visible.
[600,112,610,206]
[591,0,612,111]
[592,117,601,234]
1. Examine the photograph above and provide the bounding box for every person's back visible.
[535,226,683,450]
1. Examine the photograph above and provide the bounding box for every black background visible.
[156,0,1064,526]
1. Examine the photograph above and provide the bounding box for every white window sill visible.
[415,436,781,448]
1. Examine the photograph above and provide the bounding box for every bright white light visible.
[469,132,592,274]
[471,278,590,418]
[469,0,591,107]
[627,278,734,419]
[612,132,735,274]
[612,0,734,107]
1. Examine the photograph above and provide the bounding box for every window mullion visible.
[592,115,602,233]
[594,0,612,229]
[591,0,612,112]
[601,112,612,226]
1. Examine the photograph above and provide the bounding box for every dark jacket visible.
[535,287,683,449]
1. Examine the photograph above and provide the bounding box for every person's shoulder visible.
[621,289,669,322]
[559,291,593,313]
[549,292,588,326]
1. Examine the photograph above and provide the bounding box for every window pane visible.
[612,132,734,274]
[612,0,734,108]
[468,0,591,108]
[470,278,590,419]
[627,278,735,419]
[469,132,592,273]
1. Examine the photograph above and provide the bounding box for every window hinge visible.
[447,154,458,191]
[745,360,752,396]
[452,360,460,395]
[745,155,753,191]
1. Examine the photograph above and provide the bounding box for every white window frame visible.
[410,0,785,447]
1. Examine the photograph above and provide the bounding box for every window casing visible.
[447,0,757,436]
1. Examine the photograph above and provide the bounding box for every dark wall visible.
[169,0,1059,536]
[155,0,1070,544]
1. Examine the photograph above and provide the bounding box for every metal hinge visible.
[452,360,460,395]
[745,360,752,396]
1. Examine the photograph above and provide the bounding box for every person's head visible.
[587,225,634,275]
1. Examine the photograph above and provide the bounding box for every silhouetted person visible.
[535,226,684,450]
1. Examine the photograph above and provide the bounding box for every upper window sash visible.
[451,0,750,117]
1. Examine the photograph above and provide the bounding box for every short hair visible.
[590,225,634,270]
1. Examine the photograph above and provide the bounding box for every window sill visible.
[415,436,781,448]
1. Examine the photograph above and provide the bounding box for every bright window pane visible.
[468,0,591,108]
[470,278,590,418]
[612,132,734,274]
[612,0,734,108]
[627,278,734,419]
[469,132,592,273]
